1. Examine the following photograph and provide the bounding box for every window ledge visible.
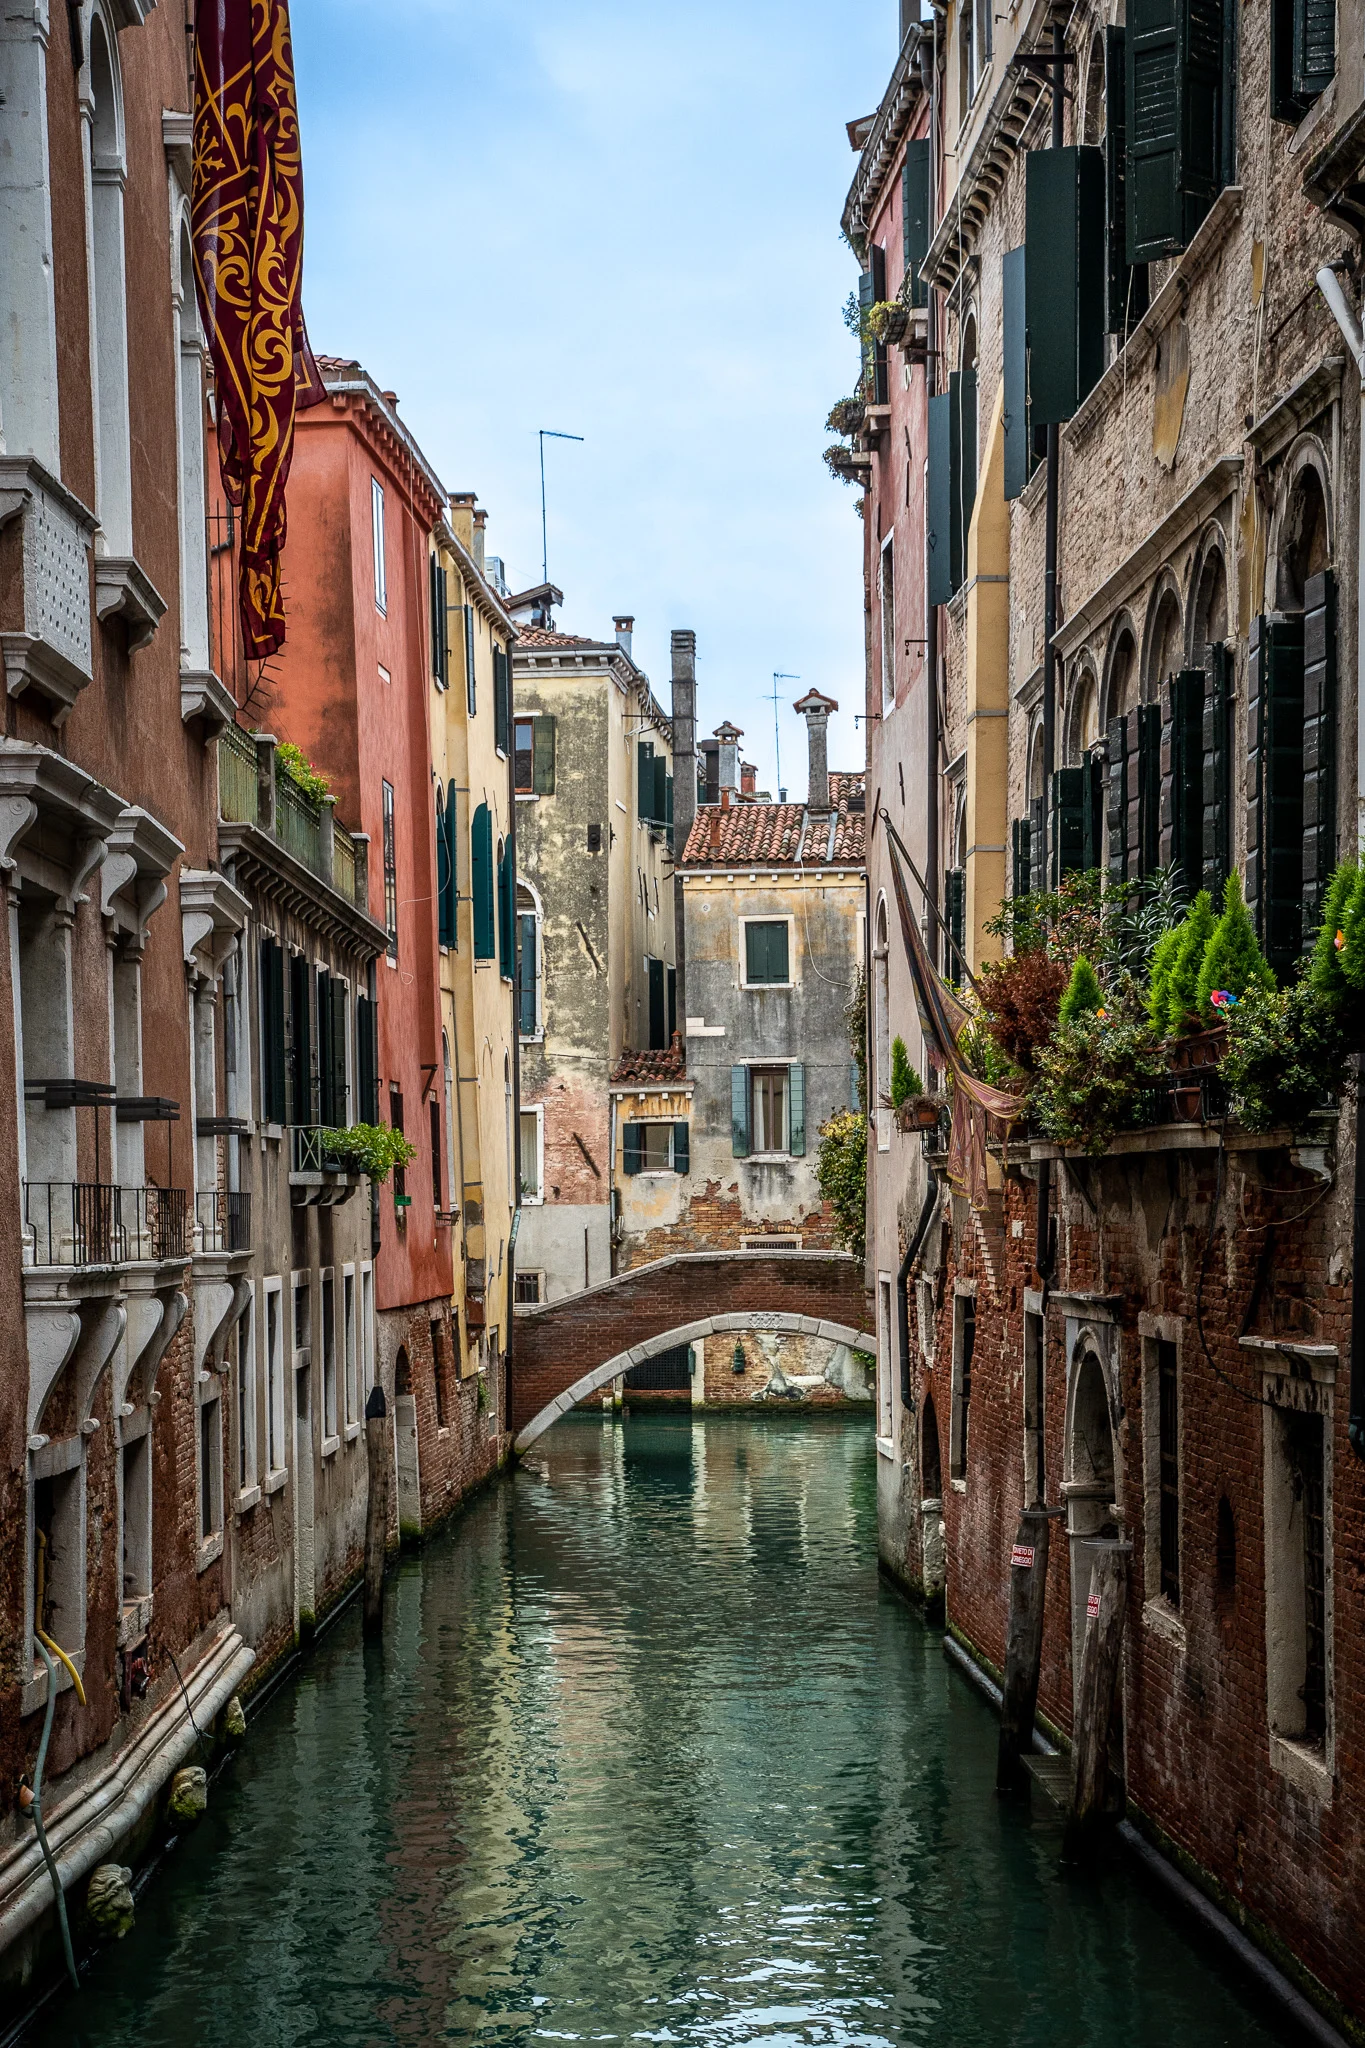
[515,791,540,802]
[321,1433,341,1459]
[117,1595,153,1649]
[344,1421,362,1443]
[94,555,168,651]
[264,1467,288,1497]
[22,1650,87,1719]
[740,982,795,993]
[1269,1732,1333,1803]
[262,1124,283,1143]
[950,1476,967,1494]
[180,666,236,737]
[196,1531,224,1573]
[876,1435,896,1460]
[234,1484,261,1516]
[1141,1597,1186,1649]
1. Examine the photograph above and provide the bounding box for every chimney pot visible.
[613,615,635,658]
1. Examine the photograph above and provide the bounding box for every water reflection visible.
[41,1412,1297,2048]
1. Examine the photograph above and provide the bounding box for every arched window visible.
[873,896,890,1155]
[1145,582,1183,699]
[1276,461,1330,612]
[88,12,133,561]
[175,218,210,671]
[1191,547,1228,662]
[517,883,542,1038]
[1105,624,1138,724]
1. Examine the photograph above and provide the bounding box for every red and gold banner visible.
[192,0,323,660]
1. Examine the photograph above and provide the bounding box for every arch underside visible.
[514,1311,879,1454]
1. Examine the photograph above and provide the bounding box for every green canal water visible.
[35,1412,1304,2047]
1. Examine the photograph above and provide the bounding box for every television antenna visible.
[539,429,584,586]
[771,674,799,801]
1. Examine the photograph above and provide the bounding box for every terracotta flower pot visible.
[1173,1083,1204,1123]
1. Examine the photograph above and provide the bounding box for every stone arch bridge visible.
[511,1250,875,1452]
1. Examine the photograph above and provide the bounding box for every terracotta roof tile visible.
[680,771,865,869]
[515,627,603,650]
[611,1036,687,1084]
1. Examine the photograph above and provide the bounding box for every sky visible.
[288,0,899,802]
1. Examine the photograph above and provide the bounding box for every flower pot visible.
[1167,1024,1227,1073]
[1173,1083,1204,1123]
[880,304,909,345]
[895,1097,943,1133]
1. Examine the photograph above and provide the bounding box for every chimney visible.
[714,720,743,796]
[794,689,838,812]
[741,762,757,796]
[472,507,487,570]
[709,807,722,851]
[614,615,635,659]
[671,630,698,1028]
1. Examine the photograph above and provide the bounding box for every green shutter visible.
[290,950,312,1126]
[870,243,888,403]
[731,1066,750,1158]
[1105,28,1150,334]
[1248,614,1306,976]
[648,956,666,1048]
[1052,768,1086,880]
[471,804,494,959]
[788,1063,806,1158]
[673,1121,690,1174]
[950,368,976,589]
[1302,570,1337,928]
[464,605,476,715]
[1294,0,1335,99]
[1271,0,1308,120]
[1083,757,1105,873]
[436,790,453,947]
[444,781,459,946]
[330,979,348,1126]
[638,741,655,820]
[356,993,378,1125]
[1002,247,1031,501]
[1126,0,1225,263]
[1163,670,1205,896]
[494,646,510,756]
[902,138,930,308]
[261,937,287,1126]
[623,1124,643,1176]
[317,968,335,1126]
[532,716,556,795]
[1025,146,1107,425]
[429,558,449,688]
[653,755,668,829]
[498,840,514,980]
[927,392,954,606]
[1138,703,1162,878]
[1202,642,1232,896]
[518,911,538,1034]
[667,966,676,1041]
[1107,715,1129,885]
[1012,816,1032,898]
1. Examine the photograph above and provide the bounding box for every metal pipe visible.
[925,12,941,973]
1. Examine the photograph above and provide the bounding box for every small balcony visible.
[23,1183,189,1268]
[196,1188,252,1255]
[288,1127,362,1208]
[218,724,368,910]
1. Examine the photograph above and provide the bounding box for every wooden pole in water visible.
[363,1382,390,1637]
[1068,1543,1130,1844]
[996,1507,1053,1793]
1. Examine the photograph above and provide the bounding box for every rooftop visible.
[611,1036,687,1085]
[679,772,866,870]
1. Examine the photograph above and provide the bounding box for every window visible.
[382,780,398,964]
[175,222,210,671]
[33,1462,84,1666]
[464,605,477,716]
[1266,1401,1331,1758]
[293,1273,311,1361]
[1272,0,1336,121]
[519,1108,543,1202]
[498,838,515,981]
[343,1267,357,1430]
[199,1391,222,1545]
[316,969,348,1129]
[88,18,133,560]
[431,1317,447,1430]
[264,1279,285,1475]
[430,1099,443,1213]
[646,955,667,1048]
[372,478,387,614]
[1157,1341,1180,1604]
[494,644,510,755]
[429,554,449,687]
[391,1090,406,1203]
[514,1271,543,1305]
[235,1299,257,1493]
[514,718,535,792]
[122,1430,151,1606]
[622,1121,689,1175]
[288,949,312,1127]
[878,1276,894,1440]
[518,887,541,1037]
[472,804,495,960]
[743,919,791,987]
[260,936,287,1125]
[880,536,895,706]
[1124,0,1234,265]
[360,1265,375,1395]
[321,1268,337,1444]
[949,1291,975,1482]
[731,1063,805,1158]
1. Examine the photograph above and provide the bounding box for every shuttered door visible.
[1249,614,1307,975]
[498,841,515,980]
[317,968,335,1127]
[1202,643,1232,895]
[638,741,655,820]
[1025,146,1107,424]
[902,139,930,308]
[1052,768,1086,879]
[1138,702,1162,877]
[1107,715,1129,885]
[1161,670,1204,894]
[472,804,494,959]
[444,781,459,945]
[1105,27,1150,333]
[436,791,454,946]
[356,994,378,1125]
[950,369,977,588]
[1002,246,1031,501]
[927,393,954,606]
[1302,569,1337,929]
[261,936,287,1125]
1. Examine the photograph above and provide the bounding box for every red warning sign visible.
[1011,1544,1036,1569]
[1087,1591,1101,1619]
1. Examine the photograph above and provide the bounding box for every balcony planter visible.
[1172,1083,1204,1123]
[1166,1024,1227,1073]
[879,304,909,345]
[895,1096,945,1133]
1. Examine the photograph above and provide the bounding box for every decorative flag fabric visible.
[192,0,323,660]
[885,822,1023,1210]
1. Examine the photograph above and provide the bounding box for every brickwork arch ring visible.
[513,1310,879,1456]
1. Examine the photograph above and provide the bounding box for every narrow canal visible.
[36,1413,1302,2047]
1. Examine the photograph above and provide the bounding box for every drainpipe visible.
[506,634,520,1435]
[1315,263,1365,1459]
[897,1167,940,1408]
[924,16,940,970]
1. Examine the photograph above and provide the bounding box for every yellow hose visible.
[35,1532,86,1707]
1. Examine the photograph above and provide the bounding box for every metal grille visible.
[625,1345,692,1390]
[276,774,322,874]
[333,827,357,906]
[218,723,258,825]
[1158,1340,1180,1605]
[24,1183,188,1266]
[197,1189,252,1254]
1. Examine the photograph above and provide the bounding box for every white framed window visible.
[321,1266,338,1447]
[88,13,133,559]
[514,1270,544,1305]
[877,1275,894,1442]
[752,1066,789,1155]
[263,1277,285,1479]
[197,1379,223,1555]
[342,1265,358,1431]
[174,217,209,671]
[235,1296,258,1497]
[519,1104,544,1203]
[372,477,387,614]
[949,1287,976,1485]
[739,915,794,989]
[360,1264,376,1394]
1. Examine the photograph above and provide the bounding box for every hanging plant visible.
[275,740,332,804]
[321,1123,417,1184]
[826,397,866,438]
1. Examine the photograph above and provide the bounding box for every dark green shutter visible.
[518,911,538,1034]
[356,994,378,1125]
[638,741,655,820]
[1105,28,1150,334]
[1025,146,1107,425]
[471,803,494,959]
[950,369,976,590]
[1002,247,1031,501]
[902,138,930,308]
[532,716,556,794]
[665,772,674,843]
[330,980,348,1126]
[317,968,335,1126]
[1294,0,1335,99]
[261,937,287,1126]
[498,840,514,980]
[870,243,888,404]
[1302,570,1337,927]
[1126,0,1225,263]
[429,557,449,687]
[1012,816,1032,898]
[444,781,459,946]
[1161,670,1205,895]
[436,790,454,947]
[1107,715,1129,885]
[648,956,666,1048]
[464,606,476,715]
[1271,0,1308,120]
[1248,614,1306,977]
[1202,642,1232,895]
[731,1066,750,1157]
[289,949,312,1127]
[1053,768,1086,880]
[1137,702,1162,877]
[673,1121,690,1174]
[653,755,668,829]
[493,646,510,756]
[623,1124,643,1175]
[944,868,966,977]
[788,1063,806,1158]
[667,965,677,1041]
[1083,757,1105,872]
[927,392,954,606]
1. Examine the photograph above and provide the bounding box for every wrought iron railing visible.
[196,1188,252,1254]
[276,773,322,873]
[289,1126,361,1175]
[218,729,366,910]
[24,1183,189,1266]
[332,827,357,905]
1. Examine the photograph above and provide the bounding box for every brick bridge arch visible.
[511,1250,874,1453]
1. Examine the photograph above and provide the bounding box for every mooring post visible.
[1067,1542,1130,1845]
[363,1382,390,1637]
[996,1506,1053,1793]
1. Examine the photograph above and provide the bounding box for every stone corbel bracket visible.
[180,867,250,983]
[102,804,184,947]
